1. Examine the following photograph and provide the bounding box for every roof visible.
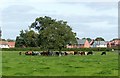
[110,38,120,42]
[113,38,120,40]
[0,41,15,46]
[8,42,15,46]
[93,41,107,45]
[0,41,8,45]
[77,39,86,44]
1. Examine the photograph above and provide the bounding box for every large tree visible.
[30,16,77,51]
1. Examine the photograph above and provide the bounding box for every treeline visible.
[2,47,119,51]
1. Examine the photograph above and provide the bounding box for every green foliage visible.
[1,39,6,41]
[2,47,42,51]
[95,37,105,41]
[62,48,112,51]
[82,37,92,42]
[30,16,77,51]
[7,39,15,42]
[15,16,77,51]
[15,30,39,47]
[2,47,117,51]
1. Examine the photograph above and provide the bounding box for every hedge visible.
[1,47,42,51]
[62,48,113,51]
[1,47,118,51]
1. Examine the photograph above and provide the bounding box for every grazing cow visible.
[55,52,60,56]
[41,51,49,56]
[37,52,42,55]
[19,52,22,55]
[32,52,39,56]
[25,51,32,55]
[74,51,78,55]
[48,51,53,56]
[80,52,85,55]
[59,52,65,56]
[66,51,74,55]
[85,52,88,55]
[101,52,106,55]
[87,51,93,55]
[64,52,68,55]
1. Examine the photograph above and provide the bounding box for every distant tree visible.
[25,30,39,47]
[15,30,39,47]
[2,39,6,41]
[30,16,77,51]
[95,37,105,41]
[7,39,15,42]
[15,36,24,47]
[0,39,7,41]
[82,38,86,40]
[82,37,92,42]
[15,30,26,47]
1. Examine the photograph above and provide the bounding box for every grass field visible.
[2,51,118,76]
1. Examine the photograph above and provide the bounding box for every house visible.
[0,41,9,48]
[8,42,15,48]
[107,38,120,48]
[0,41,15,48]
[66,39,91,48]
[91,41,107,48]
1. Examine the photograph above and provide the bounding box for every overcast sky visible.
[0,0,118,41]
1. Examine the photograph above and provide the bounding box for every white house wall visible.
[91,45,107,48]
[96,45,107,48]
[0,45,9,48]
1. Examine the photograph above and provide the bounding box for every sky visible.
[0,0,119,41]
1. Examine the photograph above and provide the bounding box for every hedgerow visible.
[1,47,119,51]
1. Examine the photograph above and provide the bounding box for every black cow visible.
[101,52,106,55]
[80,52,85,55]
[32,52,39,56]
[41,51,49,56]
[74,51,78,55]
[59,52,65,56]
[55,52,60,56]
[64,52,68,55]
[19,52,22,55]
[87,51,93,55]
[25,51,32,55]
[48,51,53,56]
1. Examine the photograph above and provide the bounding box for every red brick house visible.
[0,41,15,48]
[8,42,15,48]
[66,39,91,48]
[0,41,9,48]
[107,38,120,48]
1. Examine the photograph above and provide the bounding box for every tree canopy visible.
[95,37,105,41]
[82,37,92,42]
[15,30,39,47]
[30,16,77,51]
[15,16,77,51]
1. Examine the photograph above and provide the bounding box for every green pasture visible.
[2,51,119,76]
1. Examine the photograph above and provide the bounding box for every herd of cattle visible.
[19,51,107,56]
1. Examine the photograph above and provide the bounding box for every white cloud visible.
[84,21,117,28]
[0,0,118,40]
[56,0,118,2]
